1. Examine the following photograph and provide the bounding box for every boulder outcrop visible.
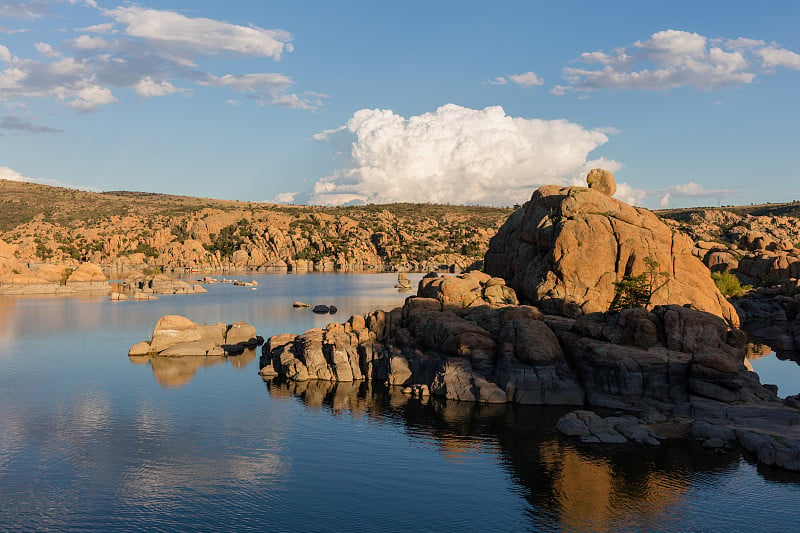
[0,260,110,295]
[484,181,738,326]
[120,273,206,298]
[129,315,261,356]
[261,292,800,470]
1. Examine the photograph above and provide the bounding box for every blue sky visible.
[0,1,799,209]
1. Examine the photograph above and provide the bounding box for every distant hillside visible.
[0,179,514,273]
[656,200,800,222]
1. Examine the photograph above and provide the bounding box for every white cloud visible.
[0,165,30,180]
[0,25,30,34]
[67,0,98,8]
[0,56,116,110]
[594,126,621,136]
[34,41,58,57]
[201,72,291,91]
[134,76,181,97]
[306,104,618,206]
[0,5,316,112]
[757,46,800,70]
[657,182,735,208]
[614,182,647,206]
[272,192,297,203]
[0,1,48,19]
[200,73,319,109]
[69,34,110,50]
[725,37,766,50]
[108,6,292,59]
[670,181,733,198]
[672,182,707,195]
[77,22,115,34]
[509,71,543,87]
[487,76,507,85]
[67,84,116,111]
[557,29,800,93]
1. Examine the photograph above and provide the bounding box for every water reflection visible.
[129,349,257,388]
[263,378,800,532]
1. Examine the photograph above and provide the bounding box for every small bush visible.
[610,257,669,311]
[60,268,74,285]
[712,271,751,297]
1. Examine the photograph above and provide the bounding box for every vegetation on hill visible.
[0,179,514,272]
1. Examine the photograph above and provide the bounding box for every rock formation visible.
[586,168,616,196]
[260,176,800,471]
[119,273,207,298]
[0,257,110,295]
[129,315,261,356]
[484,181,738,325]
[260,286,800,470]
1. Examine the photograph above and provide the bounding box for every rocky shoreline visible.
[256,173,800,472]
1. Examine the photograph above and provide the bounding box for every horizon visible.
[5,176,800,213]
[1,1,799,209]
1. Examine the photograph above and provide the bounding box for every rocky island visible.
[259,171,800,472]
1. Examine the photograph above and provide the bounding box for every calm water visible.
[1,273,800,532]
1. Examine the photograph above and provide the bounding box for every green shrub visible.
[610,257,669,311]
[60,268,74,285]
[712,271,751,297]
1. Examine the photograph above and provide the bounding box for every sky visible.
[0,0,799,209]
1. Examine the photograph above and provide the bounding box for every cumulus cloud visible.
[272,192,297,203]
[0,4,316,111]
[0,165,30,180]
[614,182,647,206]
[0,114,61,133]
[509,71,544,87]
[0,164,99,189]
[554,29,800,94]
[306,104,618,206]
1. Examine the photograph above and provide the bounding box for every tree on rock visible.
[610,257,669,311]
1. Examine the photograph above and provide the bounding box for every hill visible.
[0,179,513,273]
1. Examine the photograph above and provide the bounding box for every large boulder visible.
[484,184,739,326]
[66,262,107,284]
[586,168,616,196]
[129,315,260,356]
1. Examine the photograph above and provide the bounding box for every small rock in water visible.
[329,305,338,315]
[293,301,312,308]
[313,305,330,314]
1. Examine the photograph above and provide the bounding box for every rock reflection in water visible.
[129,349,257,388]
[263,378,755,532]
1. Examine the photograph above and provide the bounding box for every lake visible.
[1,273,800,532]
